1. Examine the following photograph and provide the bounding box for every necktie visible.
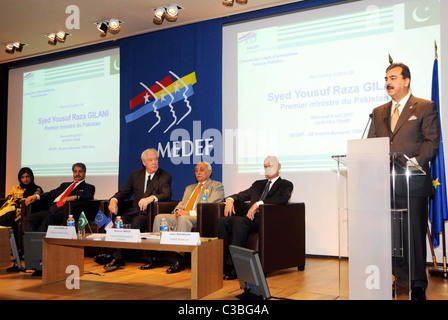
[56,182,77,207]
[185,183,203,211]
[259,180,271,201]
[145,175,152,193]
[391,103,400,132]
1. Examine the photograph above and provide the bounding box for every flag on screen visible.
[77,211,88,231]
[429,54,448,247]
[94,209,108,227]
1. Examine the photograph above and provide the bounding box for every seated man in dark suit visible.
[101,148,172,271]
[217,156,293,280]
[23,162,95,232]
[142,161,224,273]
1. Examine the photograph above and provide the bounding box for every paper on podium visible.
[141,232,161,240]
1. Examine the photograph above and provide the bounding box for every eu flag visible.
[429,57,448,247]
[94,209,108,228]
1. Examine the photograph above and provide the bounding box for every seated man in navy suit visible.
[217,156,293,280]
[23,162,95,232]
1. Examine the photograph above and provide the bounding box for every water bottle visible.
[67,214,75,227]
[160,217,168,232]
[201,189,209,202]
[115,216,123,229]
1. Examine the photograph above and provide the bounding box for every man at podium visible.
[368,62,440,300]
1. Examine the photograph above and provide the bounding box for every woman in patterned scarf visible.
[0,167,43,242]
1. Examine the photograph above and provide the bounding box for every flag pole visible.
[428,40,448,278]
[427,224,437,268]
[429,224,448,278]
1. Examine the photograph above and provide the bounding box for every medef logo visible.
[238,32,257,46]
[23,72,34,84]
[126,70,196,134]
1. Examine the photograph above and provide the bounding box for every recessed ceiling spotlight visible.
[96,21,108,37]
[165,4,180,22]
[222,0,234,6]
[46,32,71,45]
[108,18,122,35]
[153,7,165,25]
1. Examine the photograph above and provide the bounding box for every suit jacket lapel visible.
[73,181,85,191]
[382,102,393,137]
[266,177,282,197]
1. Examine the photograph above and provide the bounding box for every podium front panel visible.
[347,139,392,300]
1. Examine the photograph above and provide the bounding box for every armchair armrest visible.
[99,199,134,217]
[257,202,305,273]
[196,202,225,237]
[151,201,180,216]
[149,201,179,231]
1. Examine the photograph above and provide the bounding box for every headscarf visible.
[18,167,40,198]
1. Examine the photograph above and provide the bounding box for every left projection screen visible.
[6,48,120,199]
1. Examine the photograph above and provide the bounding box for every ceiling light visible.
[153,7,165,25]
[13,41,25,52]
[5,44,15,54]
[46,32,71,45]
[47,33,57,45]
[222,0,234,6]
[165,4,179,22]
[108,18,122,35]
[97,21,108,37]
[223,0,247,6]
[56,31,67,42]
[5,41,26,54]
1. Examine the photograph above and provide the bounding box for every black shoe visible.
[411,287,426,300]
[94,254,113,265]
[166,261,185,274]
[104,259,125,272]
[140,258,164,270]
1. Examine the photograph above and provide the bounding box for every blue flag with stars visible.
[429,57,448,247]
[94,209,108,228]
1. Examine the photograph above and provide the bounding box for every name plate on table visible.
[160,232,201,245]
[105,229,141,243]
[46,226,77,239]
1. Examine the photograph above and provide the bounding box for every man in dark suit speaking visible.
[102,148,172,271]
[368,63,440,300]
[23,162,95,232]
[217,156,293,280]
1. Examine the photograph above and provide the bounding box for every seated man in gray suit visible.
[141,161,224,273]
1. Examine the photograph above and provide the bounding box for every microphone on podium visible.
[361,113,373,139]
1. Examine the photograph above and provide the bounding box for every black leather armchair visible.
[150,201,180,231]
[22,199,101,230]
[196,202,306,274]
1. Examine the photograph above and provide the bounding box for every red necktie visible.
[56,182,77,207]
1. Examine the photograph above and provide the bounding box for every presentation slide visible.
[224,0,440,173]
[20,53,120,176]
[6,48,120,199]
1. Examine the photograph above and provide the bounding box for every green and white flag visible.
[77,211,88,230]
